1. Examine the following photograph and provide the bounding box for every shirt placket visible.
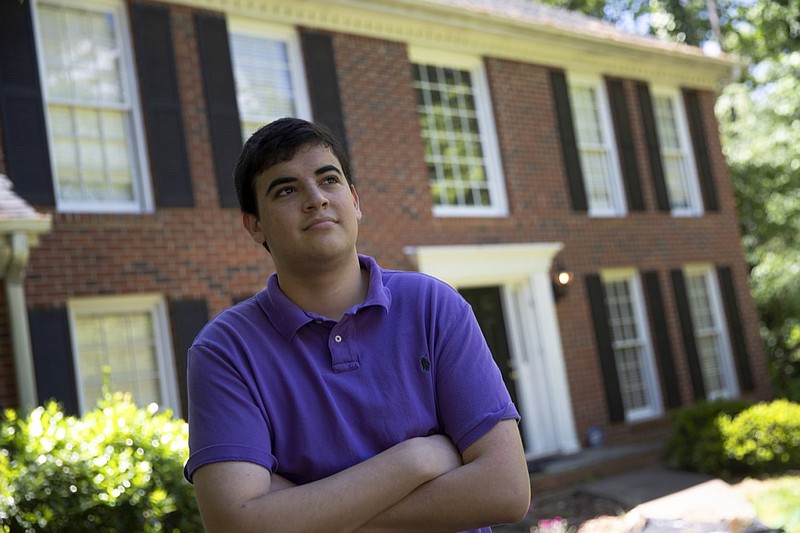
[329,317,359,372]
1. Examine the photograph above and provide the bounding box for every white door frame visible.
[406,243,580,458]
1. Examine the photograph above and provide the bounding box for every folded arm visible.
[192,434,461,533]
[359,419,531,532]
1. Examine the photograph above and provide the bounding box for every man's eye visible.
[276,187,295,197]
[323,176,340,184]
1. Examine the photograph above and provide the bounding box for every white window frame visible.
[68,294,180,416]
[683,265,739,400]
[567,74,627,217]
[408,47,508,218]
[227,18,312,142]
[31,0,153,214]
[651,86,704,217]
[601,269,663,422]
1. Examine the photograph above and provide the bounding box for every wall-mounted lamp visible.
[552,262,573,301]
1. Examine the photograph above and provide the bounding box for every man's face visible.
[243,144,361,270]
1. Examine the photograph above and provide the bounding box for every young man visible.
[184,118,530,532]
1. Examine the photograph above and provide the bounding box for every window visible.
[409,49,507,217]
[33,0,151,213]
[69,294,179,415]
[652,89,703,215]
[568,76,626,216]
[228,19,311,142]
[602,271,662,421]
[684,266,738,399]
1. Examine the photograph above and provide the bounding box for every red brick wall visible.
[1,3,768,450]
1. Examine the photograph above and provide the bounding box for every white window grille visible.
[33,0,151,213]
[69,294,179,415]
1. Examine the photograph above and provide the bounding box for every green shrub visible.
[665,398,751,477]
[719,399,800,477]
[0,392,201,532]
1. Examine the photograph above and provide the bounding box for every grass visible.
[736,475,800,533]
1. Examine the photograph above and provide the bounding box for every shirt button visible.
[334,335,343,343]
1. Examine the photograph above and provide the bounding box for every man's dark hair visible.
[234,117,351,215]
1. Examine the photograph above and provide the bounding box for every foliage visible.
[719,399,800,477]
[0,393,201,532]
[665,399,751,478]
[718,53,800,401]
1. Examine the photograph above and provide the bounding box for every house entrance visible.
[459,286,520,416]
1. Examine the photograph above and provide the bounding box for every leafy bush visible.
[719,399,800,477]
[0,392,201,532]
[665,399,751,477]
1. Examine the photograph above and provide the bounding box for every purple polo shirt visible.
[185,255,518,529]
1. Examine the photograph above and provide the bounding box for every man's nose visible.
[303,185,329,210]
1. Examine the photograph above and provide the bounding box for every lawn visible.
[735,475,800,533]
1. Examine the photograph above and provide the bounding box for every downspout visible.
[2,232,38,409]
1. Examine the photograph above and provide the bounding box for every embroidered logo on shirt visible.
[419,356,430,372]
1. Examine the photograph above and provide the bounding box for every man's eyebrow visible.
[264,166,343,195]
[265,176,297,195]
[315,165,342,176]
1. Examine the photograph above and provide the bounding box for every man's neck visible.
[275,254,368,321]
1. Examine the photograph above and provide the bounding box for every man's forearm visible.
[196,435,461,533]
[358,420,531,532]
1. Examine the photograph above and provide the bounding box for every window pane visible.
[74,310,162,409]
[37,1,143,211]
[654,95,695,212]
[230,33,296,140]
[570,84,619,213]
[685,271,729,398]
[604,278,652,413]
[413,63,490,208]
[39,4,123,103]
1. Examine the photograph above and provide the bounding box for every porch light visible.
[552,262,573,301]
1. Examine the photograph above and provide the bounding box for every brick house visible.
[0,0,769,462]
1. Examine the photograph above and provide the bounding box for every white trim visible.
[651,86,704,217]
[31,0,153,214]
[165,0,737,89]
[227,17,312,126]
[407,243,580,458]
[600,269,663,422]
[683,264,739,400]
[567,73,627,217]
[68,293,180,416]
[410,48,508,217]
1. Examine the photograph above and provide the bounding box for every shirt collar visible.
[256,254,392,341]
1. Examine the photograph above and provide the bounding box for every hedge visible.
[0,392,201,532]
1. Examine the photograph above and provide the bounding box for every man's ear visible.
[351,185,362,222]
[242,213,266,244]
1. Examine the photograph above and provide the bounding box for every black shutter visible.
[29,307,79,415]
[195,12,242,209]
[671,269,706,400]
[606,78,644,211]
[299,29,350,176]
[131,3,193,207]
[169,299,209,418]
[717,266,754,391]
[550,69,587,211]
[643,271,682,409]
[682,89,719,211]
[0,1,55,206]
[637,82,670,211]
[586,274,625,422]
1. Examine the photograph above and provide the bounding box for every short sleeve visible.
[184,342,277,482]
[431,288,520,453]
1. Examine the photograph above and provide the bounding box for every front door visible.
[459,287,521,437]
